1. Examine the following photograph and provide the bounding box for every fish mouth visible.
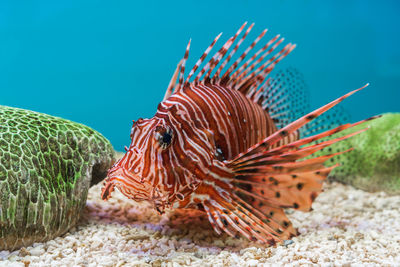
[101,167,153,201]
[101,168,170,216]
[101,177,168,215]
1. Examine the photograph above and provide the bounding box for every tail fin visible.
[200,87,378,245]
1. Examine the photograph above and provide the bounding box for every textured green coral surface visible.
[317,113,400,194]
[0,105,114,250]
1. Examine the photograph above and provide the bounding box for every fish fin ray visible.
[230,85,369,162]
[224,114,378,214]
[199,183,285,244]
[163,59,183,101]
[232,165,336,212]
[168,23,294,98]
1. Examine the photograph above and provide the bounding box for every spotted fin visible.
[258,68,309,128]
[199,88,378,244]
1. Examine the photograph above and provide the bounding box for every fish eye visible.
[162,132,172,145]
[155,125,173,149]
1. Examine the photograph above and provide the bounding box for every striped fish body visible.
[163,83,280,162]
[101,23,374,245]
[155,84,279,208]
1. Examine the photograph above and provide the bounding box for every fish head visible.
[101,117,179,212]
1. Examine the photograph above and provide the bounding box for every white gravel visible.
[1,182,399,266]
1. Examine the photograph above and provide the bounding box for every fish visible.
[101,22,376,245]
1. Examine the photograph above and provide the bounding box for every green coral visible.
[316,113,400,193]
[0,105,114,250]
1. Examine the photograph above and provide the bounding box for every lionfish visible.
[101,22,374,245]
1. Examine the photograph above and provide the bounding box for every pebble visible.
[29,246,45,257]
[0,182,399,266]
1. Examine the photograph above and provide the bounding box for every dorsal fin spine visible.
[165,23,296,108]
[211,22,247,83]
[186,33,222,84]
[163,59,183,101]
[229,34,281,85]
[175,39,191,93]
[203,36,235,82]
[222,28,268,82]
[218,23,254,84]
[231,36,284,87]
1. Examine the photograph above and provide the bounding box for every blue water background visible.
[1,0,399,150]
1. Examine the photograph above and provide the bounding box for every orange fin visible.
[226,115,377,214]
[199,183,284,245]
[197,90,379,244]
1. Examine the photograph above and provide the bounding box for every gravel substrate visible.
[1,181,399,266]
